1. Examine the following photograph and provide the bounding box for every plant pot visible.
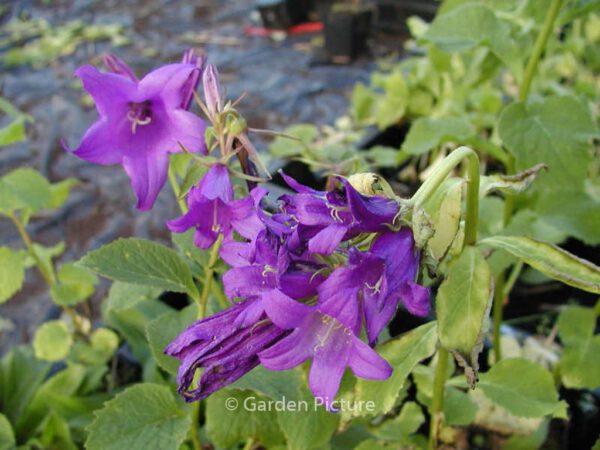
[374,0,438,34]
[324,5,373,62]
[257,0,309,30]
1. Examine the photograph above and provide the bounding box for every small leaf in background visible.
[78,238,199,298]
[557,305,600,389]
[146,303,197,375]
[364,146,399,169]
[370,401,425,445]
[86,383,190,450]
[480,164,548,197]
[205,389,285,448]
[33,320,73,362]
[402,117,475,155]
[0,414,15,450]
[0,97,32,147]
[49,178,78,209]
[71,328,120,366]
[477,358,566,418]
[373,71,408,129]
[31,241,65,278]
[0,247,25,303]
[50,262,97,306]
[351,322,438,417]
[436,246,492,381]
[352,83,375,123]
[0,168,52,214]
[480,235,600,294]
[269,123,318,158]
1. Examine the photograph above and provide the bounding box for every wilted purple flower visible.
[259,290,392,408]
[167,164,262,249]
[66,52,206,210]
[317,229,430,345]
[165,299,286,401]
[280,173,399,255]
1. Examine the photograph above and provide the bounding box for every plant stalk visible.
[429,346,449,450]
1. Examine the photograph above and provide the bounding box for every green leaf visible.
[86,383,190,450]
[371,401,425,443]
[0,117,27,146]
[0,414,15,450]
[0,247,25,303]
[38,412,77,450]
[424,4,520,76]
[78,238,199,298]
[402,117,475,155]
[31,242,65,278]
[480,163,547,197]
[0,346,51,425]
[477,358,565,418]
[269,124,318,158]
[352,322,438,416]
[479,236,600,294]
[0,168,51,213]
[50,262,97,306]
[205,388,285,448]
[557,306,600,389]
[373,71,408,129]
[146,303,197,375]
[436,246,492,380]
[33,320,73,362]
[49,178,78,209]
[231,365,302,400]
[352,83,375,123]
[498,96,597,190]
[444,387,478,426]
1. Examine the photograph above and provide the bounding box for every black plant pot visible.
[324,6,373,62]
[257,0,309,29]
[375,0,438,34]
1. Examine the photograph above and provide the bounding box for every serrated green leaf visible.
[498,96,596,189]
[0,414,15,450]
[352,322,438,417]
[146,304,197,374]
[371,401,425,443]
[78,238,199,298]
[0,247,25,303]
[86,383,190,450]
[477,358,564,418]
[480,235,600,294]
[0,168,51,213]
[205,388,285,448]
[50,262,97,306]
[436,246,492,377]
[402,117,475,155]
[33,320,73,362]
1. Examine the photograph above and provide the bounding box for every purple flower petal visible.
[122,150,168,211]
[348,338,392,380]
[308,223,348,255]
[262,289,313,329]
[75,65,137,117]
[399,281,430,317]
[70,118,123,165]
[259,329,314,371]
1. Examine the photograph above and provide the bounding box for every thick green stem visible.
[519,0,563,101]
[429,347,449,450]
[410,146,480,246]
[492,274,505,362]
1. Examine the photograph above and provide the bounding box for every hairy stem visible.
[429,347,449,450]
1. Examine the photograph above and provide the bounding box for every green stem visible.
[190,402,202,450]
[198,234,224,320]
[243,437,255,450]
[492,274,505,362]
[410,146,480,246]
[429,347,449,450]
[519,0,563,101]
[168,164,188,213]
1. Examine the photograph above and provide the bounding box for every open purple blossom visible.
[167,164,262,249]
[66,51,206,210]
[259,289,392,409]
[165,299,286,401]
[280,172,399,254]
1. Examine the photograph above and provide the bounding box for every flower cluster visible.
[69,53,430,410]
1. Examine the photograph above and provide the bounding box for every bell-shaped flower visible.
[167,164,262,249]
[258,290,392,409]
[67,52,206,210]
[165,299,285,401]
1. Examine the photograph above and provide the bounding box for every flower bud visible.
[180,49,205,110]
[203,64,222,118]
[103,54,137,81]
[347,173,382,196]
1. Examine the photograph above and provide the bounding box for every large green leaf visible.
[498,96,596,190]
[0,247,25,303]
[436,246,492,378]
[0,414,15,450]
[402,117,475,155]
[479,236,600,294]
[78,238,199,298]
[351,322,438,417]
[477,358,565,418]
[424,4,520,75]
[205,388,285,448]
[86,383,190,450]
[0,168,51,214]
[557,306,600,389]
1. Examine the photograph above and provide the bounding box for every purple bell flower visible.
[66,51,206,210]
[258,289,392,409]
[167,164,262,249]
[280,172,399,255]
[165,299,286,401]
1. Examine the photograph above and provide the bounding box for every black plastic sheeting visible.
[0,0,402,348]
